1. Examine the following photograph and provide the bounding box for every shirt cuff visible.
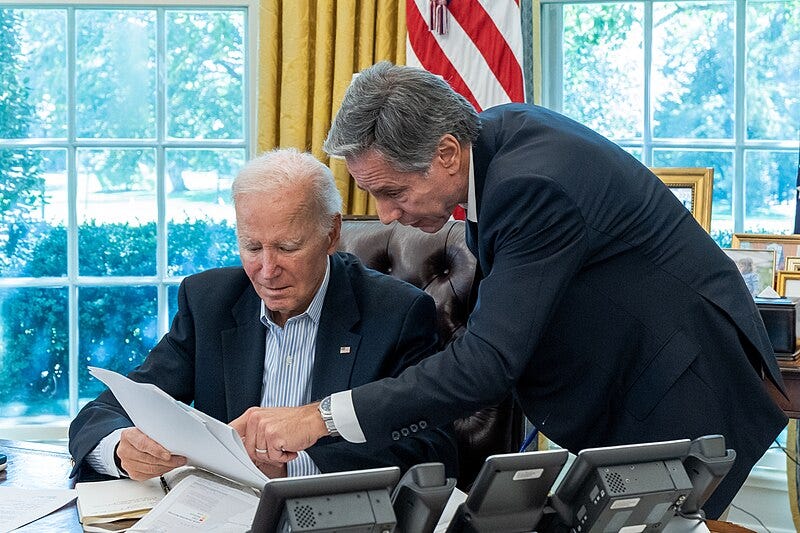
[287,451,321,477]
[330,390,366,443]
[85,428,128,477]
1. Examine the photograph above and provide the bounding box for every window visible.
[540,0,800,246]
[0,3,254,437]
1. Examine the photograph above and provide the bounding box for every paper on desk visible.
[128,475,258,532]
[89,366,268,489]
[0,486,77,533]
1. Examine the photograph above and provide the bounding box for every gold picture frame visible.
[777,271,800,298]
[785,256,800,271]
[732,235,800,279]
[650,167,714,233]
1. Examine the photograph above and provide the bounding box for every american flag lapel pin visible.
[339,346,351,354]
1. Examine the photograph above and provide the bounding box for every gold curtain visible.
[257,0,406,215]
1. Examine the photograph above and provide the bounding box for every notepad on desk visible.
[76,466,259,532]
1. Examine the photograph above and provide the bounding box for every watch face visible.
[321,396,331,412]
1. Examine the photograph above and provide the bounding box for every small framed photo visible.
[731,234,800,275]
[722,248,776,298]
[785,256,800,271]
[777,271,800,298]
[651,167,714,233]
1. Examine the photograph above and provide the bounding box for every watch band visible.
[318,395,341,437]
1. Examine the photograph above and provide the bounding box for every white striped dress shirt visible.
[259,258,330,477]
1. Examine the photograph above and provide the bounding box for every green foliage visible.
[0,10,45,274]
[0,219,240,415]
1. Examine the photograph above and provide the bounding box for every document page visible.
[76,477,165,524]
[128,475,259,532]
[0,486,77,532]
[89,367,268,489]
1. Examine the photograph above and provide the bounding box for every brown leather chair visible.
[338,218,526,489]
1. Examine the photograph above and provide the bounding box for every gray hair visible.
[232,148,342,232]
[323,61,481,173]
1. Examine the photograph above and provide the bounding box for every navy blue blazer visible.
[350,104,787,517]
[69,252,457,479]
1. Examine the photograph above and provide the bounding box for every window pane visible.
[0,287,69,418]
[79,286,158,402]
[1,9,67,139]
[652,149,734,244]
[2,149,68,277]
[561,3,643,138]
[746,0,800,141]
[77,148,156,276]
[166,149,241,276]
[167,10,245,139]
[744,150,797,234]
[652,2,734,139]
[76,10,156,139]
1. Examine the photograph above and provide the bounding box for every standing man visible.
[231,63,786,517]
[69,147,457,481]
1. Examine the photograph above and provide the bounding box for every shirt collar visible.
[459,148,478,223]
[260,256,331,328]
[466,148,477,222]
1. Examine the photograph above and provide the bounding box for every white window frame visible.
[0,0,258,440]
[539,0,798,234]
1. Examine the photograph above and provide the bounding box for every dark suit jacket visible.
[69,252,457,479]
[350,104,787,517]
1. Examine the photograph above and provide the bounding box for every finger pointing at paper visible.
[230,404,328,463]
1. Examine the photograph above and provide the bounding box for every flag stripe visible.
[407,1,515,110]
[446,1,524,102]
[406,2,482,110]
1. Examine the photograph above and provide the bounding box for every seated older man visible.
[69,148,457,481]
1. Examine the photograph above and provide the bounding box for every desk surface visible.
[0,439,80,532]
[768,360,800,418]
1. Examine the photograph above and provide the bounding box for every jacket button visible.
[391,431,401,441]
[410,424,419,432]
[401,427,410,436]
[419,420,427,429]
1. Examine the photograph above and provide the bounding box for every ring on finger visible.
[255,447,268,454]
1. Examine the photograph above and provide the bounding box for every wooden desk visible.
[0,439,80,532]
[766,360,800,417]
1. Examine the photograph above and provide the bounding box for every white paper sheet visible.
[0,486,77,533]
[89,366,268,489]
[128,475,258,532]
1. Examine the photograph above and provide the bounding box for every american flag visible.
[406,0,525,113]
[406,0,526,218]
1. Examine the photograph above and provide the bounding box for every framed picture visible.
[731,234,800,277]
[777,271,800,298]
[722,248,776,298]
[650,167,713,233]
[785,256,800,271]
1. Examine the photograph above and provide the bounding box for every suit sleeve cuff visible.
[85,428,128,477]
[330,390,366,443]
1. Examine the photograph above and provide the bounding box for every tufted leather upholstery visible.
[338,218,525,489]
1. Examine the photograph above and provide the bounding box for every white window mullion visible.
[67,5,79,417]
[733,0,746,233]
[156,7,169,339]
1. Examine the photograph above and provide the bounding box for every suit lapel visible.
[311,254,362,401]
[222,287,267,421]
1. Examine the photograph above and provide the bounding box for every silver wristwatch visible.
[318,395,340,437]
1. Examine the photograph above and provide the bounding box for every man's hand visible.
[116,427,187,481]
[254,457,288,478]
[230,403,329,463]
